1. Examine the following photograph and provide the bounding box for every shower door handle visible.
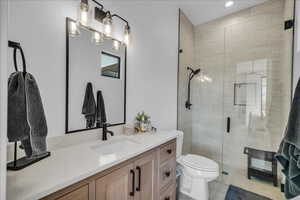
[227,117,231,133]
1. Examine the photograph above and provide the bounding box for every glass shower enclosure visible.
[178,0,295,198]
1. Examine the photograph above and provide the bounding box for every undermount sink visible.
[90,138,140,155]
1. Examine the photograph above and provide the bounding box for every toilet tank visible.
[175,131,184,159]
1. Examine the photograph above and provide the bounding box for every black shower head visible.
[187,67,201,81]
[187,67,201,75]
[194,68,201,75]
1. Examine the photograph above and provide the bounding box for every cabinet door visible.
[95,163,134,200]
[56,185,89,200]
[134,151,158,200]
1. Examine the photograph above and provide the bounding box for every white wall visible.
[101,1,178,130]
[8,0,179,138]
[0,0,8,199]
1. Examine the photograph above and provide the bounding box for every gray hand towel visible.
[96,90,107,128]
[23,73,48,158]
[82,82,96,128]
[7,72,30,142]
[276,78,300,199]
[7,72,48,158]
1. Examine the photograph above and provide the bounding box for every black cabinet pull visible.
[227,117,231,133]
[130,169,135,196]
[165,171,171,177]
[165,197,170,200]
[136,166,141,191]
[167,149,172,154]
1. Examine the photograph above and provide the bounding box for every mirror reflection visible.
[101,52,121,79]
[66,18,126,133]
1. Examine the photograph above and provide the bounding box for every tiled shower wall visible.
[191,0,293,168]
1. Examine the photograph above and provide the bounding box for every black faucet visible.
[102,123,114,141]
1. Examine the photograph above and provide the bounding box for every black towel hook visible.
[8,40,27,74]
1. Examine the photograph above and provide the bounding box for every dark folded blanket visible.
[276,78,300,199]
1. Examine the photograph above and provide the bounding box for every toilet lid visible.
[182,154,219,172]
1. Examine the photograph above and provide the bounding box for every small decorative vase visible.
[140,122,148,132]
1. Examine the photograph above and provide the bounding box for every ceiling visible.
[102,0,269,25]
[179,0,269,25]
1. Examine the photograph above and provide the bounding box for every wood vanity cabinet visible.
[95,150,157,200]
[95,163,134,200]
[42,139,176,200]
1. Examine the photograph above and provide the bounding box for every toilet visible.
[175,131,219,200]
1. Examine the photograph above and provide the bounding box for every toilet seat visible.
[181,154,218,172]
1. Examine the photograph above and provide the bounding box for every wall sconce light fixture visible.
[79,0,90,26]
[75,0,131,48]
[92,0,131,45]
[103,12,113,36]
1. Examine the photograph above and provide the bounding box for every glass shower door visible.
[221,0,293,197]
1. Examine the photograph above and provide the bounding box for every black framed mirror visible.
[65,18,126,134]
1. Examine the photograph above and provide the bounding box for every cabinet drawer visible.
[56,185,89,200]
[160,140,176,164]
[160,183,176,200]
[159,157,176,191]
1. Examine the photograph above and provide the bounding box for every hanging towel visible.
[276,78,300,199]
[96,90,107,128]
[23,73,48,158]
[7,72,30,142]
[82,82,96,128]
[7,72,48,158]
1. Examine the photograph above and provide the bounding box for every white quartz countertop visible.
[7,130,180,200]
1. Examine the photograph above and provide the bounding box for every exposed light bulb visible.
[69,21,80,37]
[103,12,113,36]
[225,1,234,8]
[105,24,112,36]
[113,40,120,51]
[79,1,89,26]
[124,24,130,46]
[80,10,88,25]
[93,31,104,45]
